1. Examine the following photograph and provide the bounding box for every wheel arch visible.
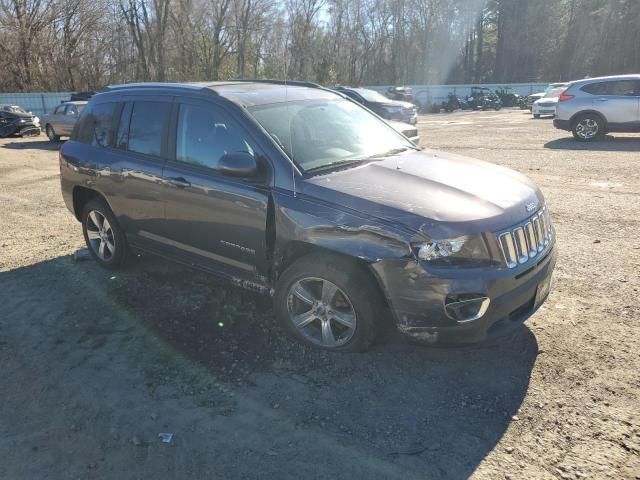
[72,186,112,221]
[569,110,608,127]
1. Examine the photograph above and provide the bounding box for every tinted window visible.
[75,102,117,147]
[176,104,254,170]
[127,101,171,156]
[54,105,65,114]
[582,80,639,96]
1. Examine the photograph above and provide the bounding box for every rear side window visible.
[582,80,639,96]
[126,101,171,157]
[74,102,117,147]
[175,103,254,170]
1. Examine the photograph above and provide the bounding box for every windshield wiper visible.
[304,158,375,174]
[367,146,417,159]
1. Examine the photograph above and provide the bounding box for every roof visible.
[106,80,340,107]
[569,74,640,85]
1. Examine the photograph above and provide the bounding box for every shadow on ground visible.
[0,254,538,479]
[1,138,62,151]
[545,135,640,152]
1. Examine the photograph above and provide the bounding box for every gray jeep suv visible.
[554,74,640,141]
[60,80,556,351]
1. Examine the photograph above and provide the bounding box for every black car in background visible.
[0,104,41,138]
[59,80,555,352]
[333,86,418,124]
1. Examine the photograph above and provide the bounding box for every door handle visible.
[598,98,608,102]
[167,176,191,188]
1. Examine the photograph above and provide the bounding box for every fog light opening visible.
[445,295,490,323]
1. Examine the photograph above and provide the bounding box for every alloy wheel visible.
[86,210,116,261]
[575,118,599,139]
[286,277,357,348]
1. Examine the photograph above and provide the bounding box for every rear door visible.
[105,97,172,242]
[49,104,67,132]
[159,99,271,280]
[590,80,640,126]
[61,104,80,135]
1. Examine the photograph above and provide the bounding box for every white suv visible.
[554,74,640,141]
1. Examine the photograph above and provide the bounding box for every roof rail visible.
[106,82,211,91]
[229,79,323,89]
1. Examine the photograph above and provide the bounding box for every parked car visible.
[42,101,87,141]
[532,86,567,118]
[60,80,556,351]
[525,83,569,111]
[386,86,414,103]
[333,86,418,124]
[554,74,640,141]
[387,119,419,144]
[0,104,41,137]
[69,91,96,102]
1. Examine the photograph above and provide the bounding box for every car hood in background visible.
[301,149,543,238]
[0,110,33,120]
[370,100,415,110]
[535,97,559,104]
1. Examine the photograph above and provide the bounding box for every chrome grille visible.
[498,207,553,268]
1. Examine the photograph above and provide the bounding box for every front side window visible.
[54,105,65,115]
[176,104,254,170]
[75,102,117,147]
[127,101,171,156]
[66,105,77,116]
[248,98,414,173]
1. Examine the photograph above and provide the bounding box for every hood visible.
[0,110,33,119]
[371,100,415,110]
[301,149,543,238]
[535,97,559,104]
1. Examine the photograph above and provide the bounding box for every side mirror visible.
[218,152,258,177]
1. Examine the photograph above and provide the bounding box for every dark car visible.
[0,104,41,138]
[333,86,418,125]
[59,80,556,352]
[467,87,502,110]
[386,86,414,103]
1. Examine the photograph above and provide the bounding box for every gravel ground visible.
[1,110,639,479]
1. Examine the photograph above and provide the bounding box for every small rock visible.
[505,446,514,454]
[272,403,280,409]
[512,415,520,421]
[593,239,601,244]
[150,413,159,420]
[131,435,143,446]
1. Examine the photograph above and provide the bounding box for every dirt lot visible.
[1,109,639,479]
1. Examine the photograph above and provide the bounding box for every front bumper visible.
[371,243,557,345]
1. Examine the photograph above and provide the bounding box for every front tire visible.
[274,253,383,352]
[533,114,540,119]
[572,114,604,141]
[81,199,129,269]
[45,124,60,142]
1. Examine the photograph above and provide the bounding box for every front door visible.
[61,104,80,135]
[159,100,271,282]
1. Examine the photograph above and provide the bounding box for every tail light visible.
[558,90,574,102]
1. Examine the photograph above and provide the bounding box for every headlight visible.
[413,235,492,267]
[18,118,27,123]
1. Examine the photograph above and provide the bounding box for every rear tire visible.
[45,124,60,142]
[533,114,540,119]
[571,113,604,141]
[81,199,129,269]
[274,253,384,352]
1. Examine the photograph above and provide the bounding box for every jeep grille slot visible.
[497,207,553,269]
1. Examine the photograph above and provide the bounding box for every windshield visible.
[544,87,565,98]
[248,98,414,172]
[2,105,26,113]
[354,89,392,103]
